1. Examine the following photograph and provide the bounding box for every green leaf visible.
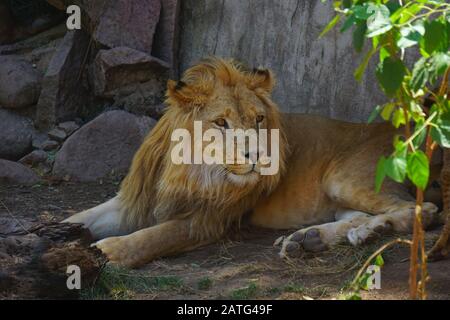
[385,155,407,183]
[386,1,401,15]
[366,5,392,38]
[410,101,426,122]
[368,105,382,123]
[421,19,447,55]
[416,0,445,4]
[376,57,406,97]
[431,111,450,148]
[344,292,362,300]
[393,134,403,150]
[407,150,429,190]
[353,4,374,20]
[341,14,357,33]
[397,21,425,49]
[379,46,390,63]
[394,140,407,158]
[359,273,370,290]
[410,57,429,92]
[375,156,387,193]
[392,108,406,128]
[372,35,380,49]
[397,4,423,24]
[374,254,384,267]
[320,15,341,38]
[412,119,427,149]
[343,0,352,9]
[354,46,377,81]
[390,4,422,24]
[353,21,367,52]
[381,102,395,121]
[428,52,450,83]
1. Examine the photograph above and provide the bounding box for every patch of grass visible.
[338,291,362,300]
[109,288,135,300]
[265,287,281,296]
[197,277,213,290]
[150,275,184,290]
[313,286,330,298]
[81,265,184,300]
[283,283,305,294]
[229,282,259,300]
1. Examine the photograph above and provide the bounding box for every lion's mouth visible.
[226,164,257,176]
[225,165,260,186]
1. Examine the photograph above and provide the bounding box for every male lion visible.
[64,58,443,267]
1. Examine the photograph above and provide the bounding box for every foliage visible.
[229,282,259,300]
[283,283,305,294]
[197,277,213,290]
[81,265,184,300]
[321,0,449,299]
[341,254,384,300]
[323,0,449,193]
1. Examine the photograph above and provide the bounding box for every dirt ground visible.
[1,180,449,300]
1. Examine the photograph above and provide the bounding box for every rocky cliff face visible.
[0,0,175,184]
[178,0,385,121]
[0,0,386,186]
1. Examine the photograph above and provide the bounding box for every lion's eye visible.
[256,115,265,123]
[214,118,228,128]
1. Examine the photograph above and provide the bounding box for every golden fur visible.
[119,58,287,240]
[65,57,443,267]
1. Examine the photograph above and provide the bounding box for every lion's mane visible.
[118,58,287,239]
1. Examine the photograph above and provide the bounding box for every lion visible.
[64,57,444,268]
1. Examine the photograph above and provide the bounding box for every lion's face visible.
[120,58,286,236]
[164,58,284,192]
[193,82,271,186]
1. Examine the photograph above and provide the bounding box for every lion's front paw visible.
[276,227,329,258]
[93,236,140,268]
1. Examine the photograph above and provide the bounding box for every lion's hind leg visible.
[277,209,372,257]
[347,202,438,246]
[324,178,438,246]
[63,196,126,240]
[323,147,442,244]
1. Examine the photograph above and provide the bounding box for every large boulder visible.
[19,150,48,167]
[52,110,156,182]
[35,30,90,130]
[152,0,180,71]
[0,160,41,186]
[0,109,35,160]
[46,0,161,54]
[0,56,42,109]
[94,0,161,54]
[92,47,169,97]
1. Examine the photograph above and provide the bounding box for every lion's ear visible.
[166,80,211,108]
[247,68,275,94]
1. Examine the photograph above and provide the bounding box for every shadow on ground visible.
[1,181,449,300]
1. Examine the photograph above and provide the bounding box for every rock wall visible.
[0,0,169,184]
[0,0,390,185]
[178,0,385,122]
